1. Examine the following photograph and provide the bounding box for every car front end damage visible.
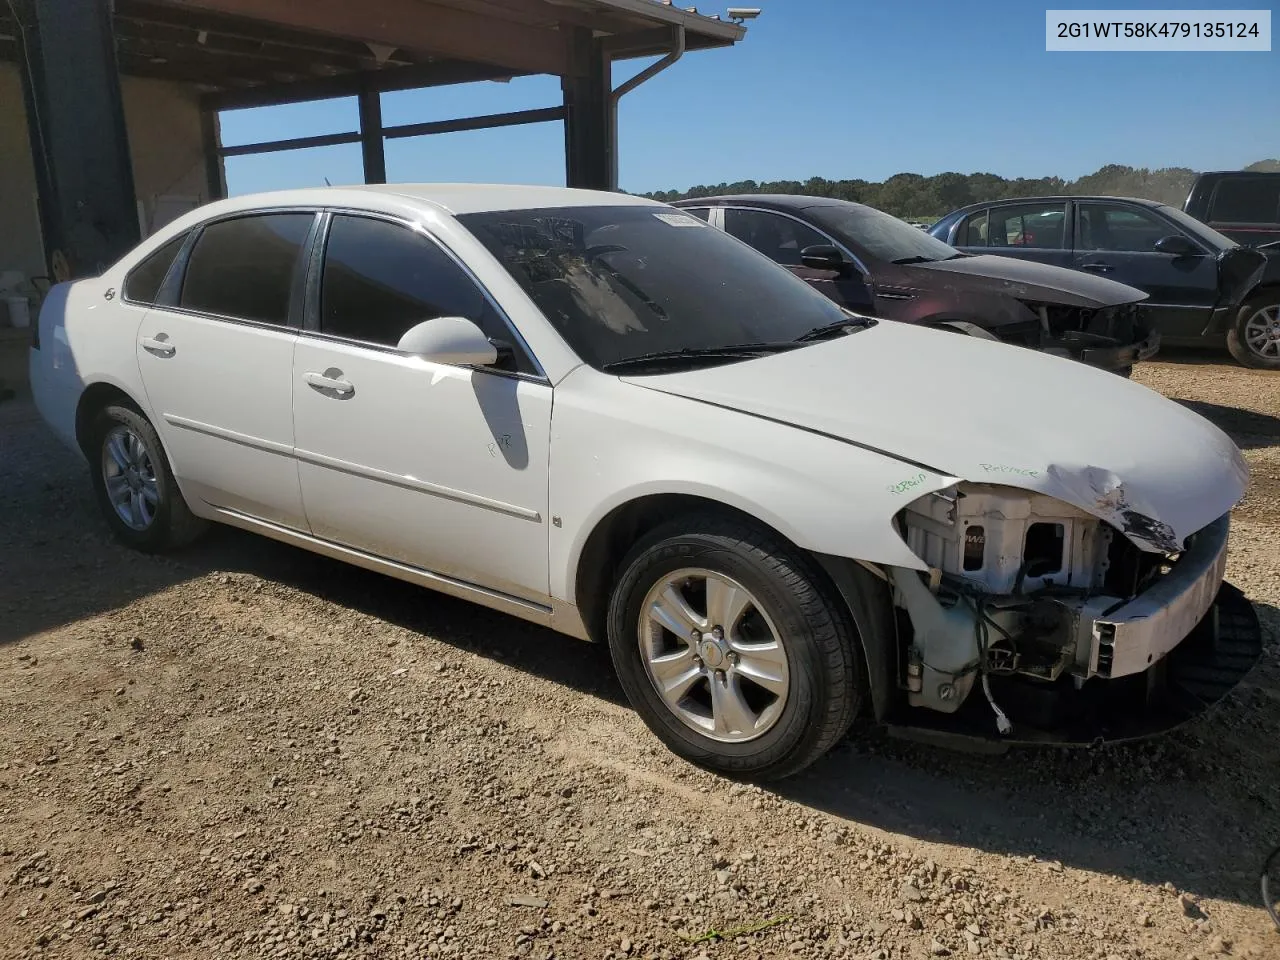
[1002,300,1161,373]
[884,483,1260,746]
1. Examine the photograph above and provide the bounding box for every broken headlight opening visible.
[1003,301,1153,370]
[886,483,1248,741]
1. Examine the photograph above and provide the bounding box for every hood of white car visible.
[622,321,1248,552]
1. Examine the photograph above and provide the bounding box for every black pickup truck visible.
[1184,171,1280,248]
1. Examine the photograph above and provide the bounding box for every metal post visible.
[200,108,228,201]
[358,82,387,185]
[12,0,140,280]
[562,27,610,191]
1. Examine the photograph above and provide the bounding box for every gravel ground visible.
[1,351,1278,960]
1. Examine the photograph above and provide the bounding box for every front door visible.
[1073,201,1219,341]
[292,213,551,602]
[136,211,315,530]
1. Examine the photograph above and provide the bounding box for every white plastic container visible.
[6,296,30,329]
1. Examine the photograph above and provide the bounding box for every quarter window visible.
[957,210,989,246]
[1077,203,1174,253]
[319,215,533,373]
[723,208,830,266]
[123,232,187,305]
[987,203,1067,249]
[180,213,314,325]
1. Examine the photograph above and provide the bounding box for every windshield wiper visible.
[890,255,935,265]
[599,343,798,373]
[794,315,877,342]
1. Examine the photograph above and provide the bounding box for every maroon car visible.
[672,194,1159,374]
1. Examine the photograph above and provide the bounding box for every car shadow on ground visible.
[1173,400,1280,450]
[774,598,1280,909]
[4,401,1276,912]
[185,520,1280,911]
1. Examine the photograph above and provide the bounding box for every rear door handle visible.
[140,335,176,358]
[1079,261,1114,273]
[305,370,355,398]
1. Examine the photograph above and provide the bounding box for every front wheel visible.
[87,403,207,551]
[1227,292,1280,370]
[606,515,862,780]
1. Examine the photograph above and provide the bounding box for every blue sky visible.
[220,0,1279,197]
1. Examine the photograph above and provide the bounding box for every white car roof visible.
[193,183,663,218]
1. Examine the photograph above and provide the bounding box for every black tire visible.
[606,514,862,780]
[1227,290,1280,370]
[87,402,207,552]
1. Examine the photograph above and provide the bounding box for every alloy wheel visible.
[637,568,791,743]
[1243,304,1280,361]
[101,425,160,531]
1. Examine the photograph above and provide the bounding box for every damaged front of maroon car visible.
[893,253,1163,376]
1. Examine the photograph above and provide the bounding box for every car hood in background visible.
[623,321,1246,553]
[914,254,1148,308]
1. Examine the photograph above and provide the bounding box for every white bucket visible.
[6,296,30,329]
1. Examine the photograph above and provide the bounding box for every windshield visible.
[458,205,853,370]
[806,203,961,264]
[1155,204,1238,252]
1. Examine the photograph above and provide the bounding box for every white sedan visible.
[30,185,1258,778]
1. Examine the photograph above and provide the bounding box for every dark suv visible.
[1184,171,1280,247]
[930,196,1276,369]
[673,194,1157,374]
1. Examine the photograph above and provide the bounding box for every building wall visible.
[0,62,46,284]
[121,74,214,236]
[0,64,217,289]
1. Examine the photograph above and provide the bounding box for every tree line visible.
[641,159,1280,222]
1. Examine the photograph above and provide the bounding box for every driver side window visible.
[1076,203,1174,253]
[319,215,536,373]
[723,208,830,266]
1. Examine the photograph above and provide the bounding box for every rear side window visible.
[123,233,187,305]
[1210,177,1280,224]
[180,213,314,325]
[319,215,535,373]
[681,207,711,221]
[988,203,1066,249]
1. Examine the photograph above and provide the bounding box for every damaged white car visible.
[29,185,1261,779]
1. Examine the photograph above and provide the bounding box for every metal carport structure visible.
[4,0,745,281]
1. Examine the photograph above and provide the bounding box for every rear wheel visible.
[606,515,862,780]
[87,403,206,551]
[1227,291,1280,370]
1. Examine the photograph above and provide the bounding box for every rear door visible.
[951,200,1073,269]
[719,206,875,313]
[135,210,316,530]
[1072,201,1218,340]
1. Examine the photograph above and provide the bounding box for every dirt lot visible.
[2,352,1278,960]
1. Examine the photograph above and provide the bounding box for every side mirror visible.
[396,316,498,366]
[1154,234,1199,257]
[800,244,846,271]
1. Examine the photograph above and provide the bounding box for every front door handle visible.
[305,370,355,398]
[140,335,176,358]
[1079,261,1114,273]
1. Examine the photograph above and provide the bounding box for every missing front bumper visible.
[886,581,1262,750]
